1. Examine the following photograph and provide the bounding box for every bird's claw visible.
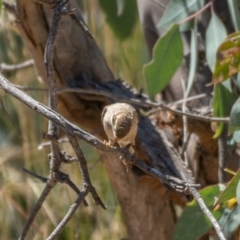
[120,147,136,172]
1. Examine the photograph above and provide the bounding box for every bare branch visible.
[0,73,197,191]
[46,187,89,240]
[22,168,48,183]
[67,134,106,209]
[10,84,229,123]
[18,183,54,240]
[0,60,34,74]
[0,67,225,240]
[58,88,229,123]
[190,188,226,240]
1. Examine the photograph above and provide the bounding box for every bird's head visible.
[112,112,132,139]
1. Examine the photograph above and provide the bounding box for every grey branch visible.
[0,73,225,239]
[0,59,34,74]
[46,186,89,240]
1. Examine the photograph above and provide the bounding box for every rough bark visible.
[14,0,191,239]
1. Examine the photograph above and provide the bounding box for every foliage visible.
[142,0,240,238]
[143,24,183,98]
[98,0,138,41]
[3,0,240,239]
[172,185,224,240]
[158,0,204,31]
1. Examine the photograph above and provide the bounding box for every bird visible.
[101,103,139,170]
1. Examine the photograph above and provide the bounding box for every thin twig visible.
[179,2,212,25]
[159,105,229,123]
[54,171,88,207]
[0,73,225,240]
[38,138,69,150]
[190,188,226,240]
[0,60,34,74]
[58,87,229,123]
[46,187,89,240]
[22,168,48,183]
[14,84,48,92]
[18,183,55,240]
[67,134,106,209]
[0,73,199,191]
[172,93,206,105]
[12,85,229,123]
[181,78,189,165]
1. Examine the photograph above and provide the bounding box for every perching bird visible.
[101,103,138,159]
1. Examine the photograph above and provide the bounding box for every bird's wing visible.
[101,106,108,123]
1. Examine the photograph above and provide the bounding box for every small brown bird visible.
[101,103,138,156]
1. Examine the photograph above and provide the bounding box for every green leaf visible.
[172,185,224,240]
[219,206,240,237]
[98,0,137,40]
[215,169,240,206]
[116,0,124,16]
[232,130,240,143]
[185,26,198,97]
[213,32,240,83]
[158,0,204,31]
[143,24,183,98]
[237,181,240,205]
[230,97,240,133]
[212,84,237,138]
[206,13,227,72]
[227,0,240,31]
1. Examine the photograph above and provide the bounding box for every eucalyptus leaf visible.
[206,13,227,72]
[215,169,240,206]
[219,206,240,238]
[237,181,240,205]
[98,0,137,40]
[213,32,240,83]
[213,84,237,138]
[116,0,124,16]
[227,0,240,31]
[230,97,240,133]
[185,26,198,97]
[144,24,183,98]
[233,130,240,143]
[158,0,204,31]
[172,185,223,240]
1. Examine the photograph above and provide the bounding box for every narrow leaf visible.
[206,13,227,72]
[229,97,240,133]
[143,24,183,98]
[172,185,223,240]
[215,169,240,206]
[212,84,237,138]
[186,26,198,97]
[213,32,240,83]
[227,0,240,31]
[116,0,124,16]
[219,206,240,237]
[98,0,137,40]
[158,0,204,31]
[237,181,240,205]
